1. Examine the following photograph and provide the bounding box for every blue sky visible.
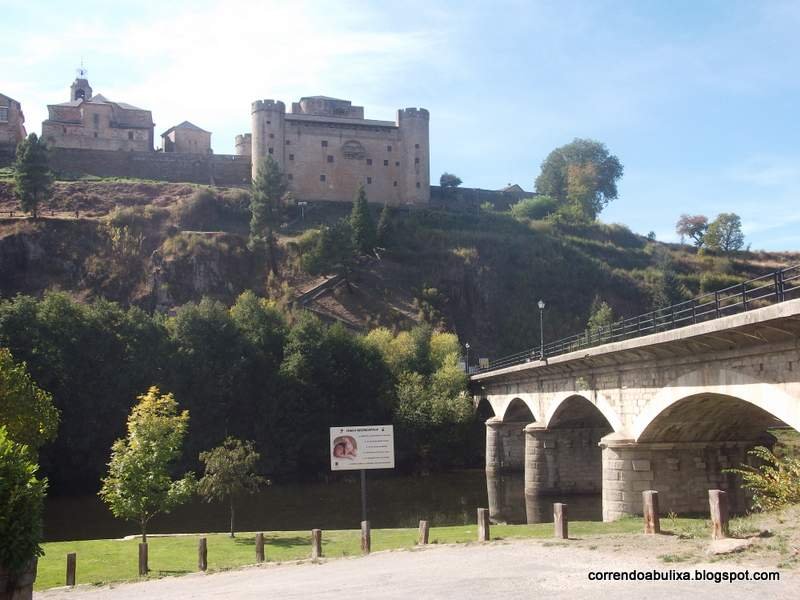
[2,0,798,250]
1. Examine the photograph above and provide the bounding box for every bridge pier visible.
[485,417,529,474]
[486,472,526,524]
[600,434,761,521]
[524,424,608,496]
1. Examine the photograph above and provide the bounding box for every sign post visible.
[330,425,395,524]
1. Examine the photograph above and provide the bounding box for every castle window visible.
[393,181,398,187]
[286,140,291,145]
[383,160,389,166]
[327,155,334,163]
[289,154,294,161]
[366,158,372,166]
[320,174,326,182]
[93,114,100,129]
[416,182,421,188]
[269,133,274,139]
[415,143,420,149]
[268,147,274,154]
[321,140,328,147]
[62,127,67,134]
[0,107,7,122]
[367,177,372,184]
[288,174,293,180]
[267,120,271,125]
[395,161,400,167]
[387,145,392,152]
[415,157,420,164]
[128,131,134,140]
[93,132,98,138]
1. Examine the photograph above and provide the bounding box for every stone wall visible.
[430,185,533,211]
[47,147,251,186]
[485,418,529,473]
[0,143,16,167]
[524,426,609,496]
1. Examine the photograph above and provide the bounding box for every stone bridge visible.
[471,299,800,521]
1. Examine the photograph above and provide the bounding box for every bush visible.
[176,189,220,230]
[699,271,742,294]
[0,427,47,574]
[726,446,800,512]
[510,196,559,220]
[107,205,169,233]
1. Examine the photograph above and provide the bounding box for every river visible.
[43,470,601,542]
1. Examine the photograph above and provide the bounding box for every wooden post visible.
[553,503,568,539]
[311,529,322,559]
[65,552,76,586]
[138,543,148,576]
[197,537,207,571]
[255,532,265,563]
[418,520,430,545]
[477,508,490,542]
[361,520,371,554]
[709,489,729,540]
[642,490,661,534]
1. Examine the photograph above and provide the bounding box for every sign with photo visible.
[329,425,395,471]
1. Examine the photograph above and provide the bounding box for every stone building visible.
[234,133,251,156]
[0,93,26,145]
[161,121,211,154]
[244,96,429,205]
[42,71,154,151]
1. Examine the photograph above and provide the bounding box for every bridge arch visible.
[544,392,622,432]
[633,367,800,442]
[503,397,536,422]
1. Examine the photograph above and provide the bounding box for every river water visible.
[43,470,601,542]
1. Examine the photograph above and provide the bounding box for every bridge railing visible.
[478,264,800,373]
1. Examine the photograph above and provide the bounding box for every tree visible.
[99,386,195,543]
[198,437,266,537]
[586,296,614,338]
[439,173,462,198]
[376,203,391,246]
[0,427,47,576]
[300,219,356,286]
[13,133,53,219]
[250,156,287,273]
[535,138,623,220]
[0,348,59,452]
[705,213,745,254]
[675,214,708,247]
[350,185,376,255]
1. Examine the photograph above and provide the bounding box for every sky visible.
[2,0,799,250]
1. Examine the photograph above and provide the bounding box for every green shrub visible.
[107,205,169,233]
[510,196,559,220]
[0,427,47,574]
[699,271,742,294]
[176,189,219,230]
[726,446,800,512]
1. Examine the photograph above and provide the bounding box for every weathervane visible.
[76,57,88,79]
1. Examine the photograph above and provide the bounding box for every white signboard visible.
[330,425,395,471]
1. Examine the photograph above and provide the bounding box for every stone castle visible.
[1,69,532,207]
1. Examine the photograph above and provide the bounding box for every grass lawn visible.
[36,517,708,590]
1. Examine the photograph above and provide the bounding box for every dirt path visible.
[36,538,795,600]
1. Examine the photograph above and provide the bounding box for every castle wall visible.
[0,143,16,167]
[164,129,211,154]
[0,96,26,145]
[47,147,250,186]
[43,103,152,152]
[430,186,533,211]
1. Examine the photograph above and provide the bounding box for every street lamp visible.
[464,342,471,374]
[537,300,545,360]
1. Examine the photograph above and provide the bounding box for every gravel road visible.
[36,538,794,599]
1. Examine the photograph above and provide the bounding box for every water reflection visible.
[44,470,603,542]
[486,472,602,524]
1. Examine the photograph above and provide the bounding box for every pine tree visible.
[350,184,376,255]
[376,203,391,246]
[250,156,286,273]
[13,134,53,219]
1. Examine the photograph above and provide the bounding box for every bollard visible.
[138,543,148,576]
[709,489,729,540]
[311,529,322,559]
[477,508,490,542]
[643,490,661,534]
[361,521,371,554]
[553,503,568,539]
[66,552,76,586]
[198,537,207,571]
[255,532,265,563]
[418,520,430,545]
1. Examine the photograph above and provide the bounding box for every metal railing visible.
[477,264,800,374]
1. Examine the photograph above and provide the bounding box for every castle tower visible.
[250,100,286,180]
[234,133,252,156]
[397,108,430,204]
[70,66,92,102]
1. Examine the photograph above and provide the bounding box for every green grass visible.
[36,517,705,590]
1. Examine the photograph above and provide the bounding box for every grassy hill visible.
[0,177,796,359]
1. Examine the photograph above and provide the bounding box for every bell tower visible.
[70,64,92,102]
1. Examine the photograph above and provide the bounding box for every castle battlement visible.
[398,107,430,120]
[251,99,286,113]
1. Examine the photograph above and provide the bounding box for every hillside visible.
[0,178,797,359]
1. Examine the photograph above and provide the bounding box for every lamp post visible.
[538,300,545,360]
[464,342,470,374]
